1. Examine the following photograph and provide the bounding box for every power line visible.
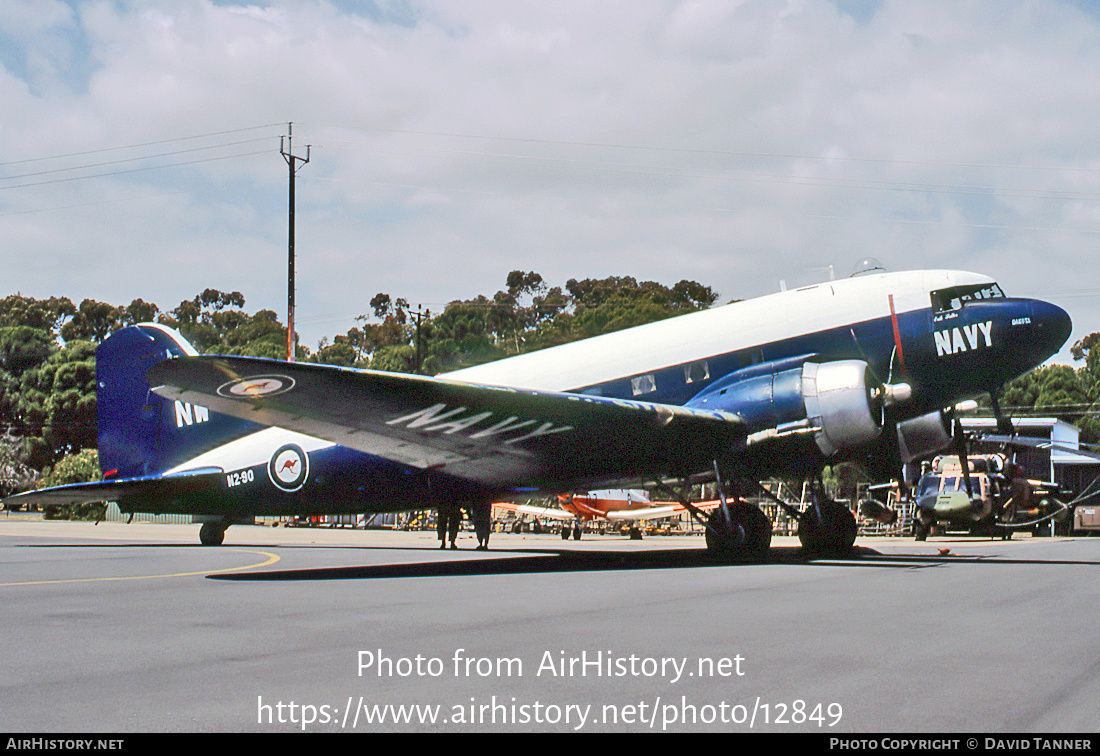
[317,138,1100,204]
[0,149,272,192]
[0,123,284,168]
[344,124,1100,175]
[0,175,285,218]
[0,137,273,182]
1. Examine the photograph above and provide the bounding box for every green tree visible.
[420,297,506,374]
[59,298,124,343]
[311,293,415,370]
[0,326,54,376]
[312,338,359,367]
[0,433,37,498]
[121,298,160,326]
[38,448,103,520]
[0,294,76,336]
[1001,363,1100,443]
[220,310,288,359]
[371,343,418,373]
[528,275,719,349]
[161,289,248,353]
[17,340,97,469]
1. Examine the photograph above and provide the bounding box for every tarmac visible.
[1,514,1098,733]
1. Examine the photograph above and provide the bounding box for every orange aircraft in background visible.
[495,490,721,540]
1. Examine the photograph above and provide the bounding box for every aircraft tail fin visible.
[96,324,255,478]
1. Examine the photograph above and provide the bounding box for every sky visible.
[1,0,1099,364]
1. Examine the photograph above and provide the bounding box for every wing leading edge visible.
[147,356,746,491]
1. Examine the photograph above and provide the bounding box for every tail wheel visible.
[199,522,226,546]
[798,500,857,556]
[705,503,772,563]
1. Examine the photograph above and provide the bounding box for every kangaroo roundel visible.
[217,374,296,398]
[268,444,309,492]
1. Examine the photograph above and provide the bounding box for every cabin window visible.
[684,360,710,384]
[631,373,657,396]
[931,283,1004,313]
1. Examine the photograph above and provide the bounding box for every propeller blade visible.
[888,293,907,376]
[990,388,1013,437]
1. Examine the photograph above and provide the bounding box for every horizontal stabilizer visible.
[147,356,746,490]
[3,470,227,511]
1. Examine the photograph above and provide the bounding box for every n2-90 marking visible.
[226,469,255,488]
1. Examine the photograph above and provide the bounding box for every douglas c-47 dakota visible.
[6,268,1071,561]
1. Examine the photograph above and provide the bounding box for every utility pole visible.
[414,305,424,374]
[281,122,310,362]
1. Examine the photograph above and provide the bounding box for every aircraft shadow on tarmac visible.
[205,544,1100,582]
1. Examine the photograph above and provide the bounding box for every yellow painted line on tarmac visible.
[0,549,281,587]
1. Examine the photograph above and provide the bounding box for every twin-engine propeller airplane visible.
[5,269,1071,561]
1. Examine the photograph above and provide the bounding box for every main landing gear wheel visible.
[572,523,583,540]
[704,503,772,563]
[798,500,857,557]
[199,522,226,546]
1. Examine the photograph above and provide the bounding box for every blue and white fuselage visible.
[8,268,1072,552]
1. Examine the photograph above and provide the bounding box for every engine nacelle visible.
[895,410,953,463]
[802,361,883,456]
[685,358,883,458]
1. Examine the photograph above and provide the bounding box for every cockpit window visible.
[931,283,1004,313]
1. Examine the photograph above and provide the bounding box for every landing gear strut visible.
[655,462,773,563]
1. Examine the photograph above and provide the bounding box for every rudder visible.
[96,324,255,477]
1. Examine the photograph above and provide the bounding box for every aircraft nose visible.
[1030,299,1072,361]
[986,298,1072,385]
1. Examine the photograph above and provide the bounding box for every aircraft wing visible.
[492,501,578,521]
[602,504,685,521]
[602,500,723,521]
[147,356,746,491]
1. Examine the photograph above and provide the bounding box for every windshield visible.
[931,282,1005,313]
[917,476,941,497]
